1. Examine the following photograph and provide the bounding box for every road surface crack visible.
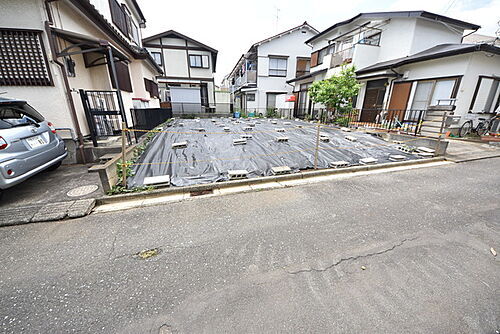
[285,237,417,275]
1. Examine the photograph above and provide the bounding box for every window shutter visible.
[144,78,159,98]
[310,51,318,67]
[110,61,132,92]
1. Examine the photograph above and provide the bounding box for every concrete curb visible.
[96,157,445,206]
[444,153,500,163]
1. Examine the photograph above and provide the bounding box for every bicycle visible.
[458,113,499,137]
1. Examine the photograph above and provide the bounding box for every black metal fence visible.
[130,108,172,141]
[347,109,426,136]
[80,89,124,147]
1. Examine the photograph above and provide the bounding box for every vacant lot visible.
[129,118,420,187]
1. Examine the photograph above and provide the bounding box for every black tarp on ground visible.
[128,118,420,187]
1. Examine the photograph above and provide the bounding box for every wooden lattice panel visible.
[0,29,51,86]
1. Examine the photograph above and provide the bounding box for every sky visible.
[137,0,500,84]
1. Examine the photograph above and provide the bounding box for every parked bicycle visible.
[459,113,499,137]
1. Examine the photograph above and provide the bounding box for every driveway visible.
[0,164,103,225]
[0,158,498,333]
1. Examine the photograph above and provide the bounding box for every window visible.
[470,77,500,113]
[296,58,310,77]
[0,102,44,129]
[430,80,456,105]
[411,78,459,110]
[65,57,76,77]
[266,93,280,109]
[269,57,287,77]
[0,29,52,86]
[310,51,319,67]
[130,20,140,45]
[246,93,255,101]
[359,32,381,46]
[144,78,159,98]
[110,61,132,92]
[151,52,162,66]
[317,48,327,65]
[189,55,209,68]
[109,0,129,36]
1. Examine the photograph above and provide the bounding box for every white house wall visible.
[410,18,463,55]
[0,0,72,134]
[252,28,316,110]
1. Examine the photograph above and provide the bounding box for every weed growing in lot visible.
[106,184,155,195]
[109,120,172,195]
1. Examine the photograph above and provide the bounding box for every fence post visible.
[121,122,127,188]
[314,121,321,169]
[435,111,447,154]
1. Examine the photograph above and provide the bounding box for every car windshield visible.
[0,103,44,129]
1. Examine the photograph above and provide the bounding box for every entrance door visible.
[387,82,412,120]
[360,79,387,122]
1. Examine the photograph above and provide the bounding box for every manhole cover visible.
[67,185,99,197]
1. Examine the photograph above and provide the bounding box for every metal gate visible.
[80,90,125,147]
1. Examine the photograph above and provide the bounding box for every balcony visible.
[330,47,354,68]
[232,70,257,91]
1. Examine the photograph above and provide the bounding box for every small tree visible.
[308,66,360,122]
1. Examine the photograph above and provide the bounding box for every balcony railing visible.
[233,70,257,90]
[330,47,354,68]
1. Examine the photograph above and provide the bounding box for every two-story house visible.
[0,0,162,162]
[143,30,218,113]
[288,11,499,128]
[225,22,318,116]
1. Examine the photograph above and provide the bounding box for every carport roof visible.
[356,43,500,75]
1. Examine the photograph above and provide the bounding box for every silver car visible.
[0,97,67,195]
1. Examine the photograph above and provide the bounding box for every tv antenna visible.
[275,6,280,32]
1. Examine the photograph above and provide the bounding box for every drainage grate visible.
[190,189,213,197]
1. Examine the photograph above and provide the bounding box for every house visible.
[287,11,500,128]
[225,22,318,116]
[463,33,500,46]
[143,30,218,113]
[0,0,162,162]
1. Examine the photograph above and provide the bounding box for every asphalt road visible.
[1,158,499,333]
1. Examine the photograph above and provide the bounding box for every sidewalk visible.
[0,164,102,227]
[445,138,500,162]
